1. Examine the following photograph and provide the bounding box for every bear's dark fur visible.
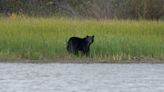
[67,35,94,56]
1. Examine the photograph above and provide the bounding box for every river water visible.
[0,63,164,92]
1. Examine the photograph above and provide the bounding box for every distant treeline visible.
[0,0,164,20]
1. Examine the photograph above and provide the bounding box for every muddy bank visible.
[0,58,164,63]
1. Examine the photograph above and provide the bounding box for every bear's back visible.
[68,37,83,44]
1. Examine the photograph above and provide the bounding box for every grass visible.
[0,16,164,61]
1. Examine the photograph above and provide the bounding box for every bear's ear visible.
[86,35,89,38]
[92,35,95,38]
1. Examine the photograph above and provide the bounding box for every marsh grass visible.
[0,17,164,60]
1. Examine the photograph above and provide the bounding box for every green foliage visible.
[0,17,164,60]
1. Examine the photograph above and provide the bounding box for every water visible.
[0,63,164,92]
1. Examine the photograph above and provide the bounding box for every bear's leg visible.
[70,46,79,55]
[83,48,90,56]
[67,44,71,53]
[68,44,74,52]
[74,50,79,55]
[84,51,89,56]
[67,44,79,55]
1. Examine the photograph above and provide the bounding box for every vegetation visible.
[0,0,164,20]
[0,16,163,60]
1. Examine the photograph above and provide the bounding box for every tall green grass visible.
[0,17,164,60]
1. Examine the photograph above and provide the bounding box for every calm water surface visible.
[0,63,164,92]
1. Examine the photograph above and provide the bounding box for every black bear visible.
[67,35,94,56]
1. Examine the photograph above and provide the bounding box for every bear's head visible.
[85,35,94,44]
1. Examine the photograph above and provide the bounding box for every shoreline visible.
[0,58,164,64]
